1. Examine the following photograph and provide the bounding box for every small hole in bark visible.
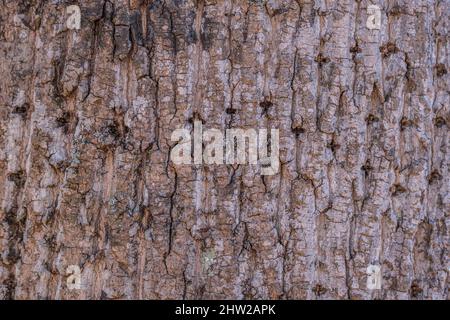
[428,170,442,184]
[5,208,17,225]
[313,284,327,296]
[271,8,288,17]
[100,290,109,300]
[434,116,446,128]
[435,63,447,77]
[56,112,71,128]
[7,247,20,264]
[225,108,237,115]
[12,103,29,115]
[315,53,330,66]
[292,126,305,137]
[350,45,361,53]
[327,139,340,152]
[380,42,398,58]
[400,117,414,130]
[106,123,120,138]
[366,114,379,124]
[361,162,373,176]
[389,5,405,16]
[4,275,16,300]
[391,184,407,196]
[44,234,57,250]
[8,170,25,188]
[259,99,273,114]
[410,282,422,298]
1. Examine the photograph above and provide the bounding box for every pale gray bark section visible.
[0,0,448,299]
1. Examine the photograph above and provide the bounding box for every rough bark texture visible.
[0,0,448,300]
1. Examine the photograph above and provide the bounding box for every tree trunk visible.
[0,0,448,300]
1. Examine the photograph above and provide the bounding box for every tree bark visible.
[0,0,448,299]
